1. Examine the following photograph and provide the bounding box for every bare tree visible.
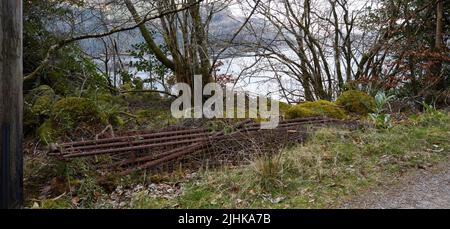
[237,0,370,101]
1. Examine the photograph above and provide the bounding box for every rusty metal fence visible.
[48,117,358,175]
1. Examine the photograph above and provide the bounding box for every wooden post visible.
[0,0,23,208]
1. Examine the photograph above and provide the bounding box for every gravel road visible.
[341,160,450,209]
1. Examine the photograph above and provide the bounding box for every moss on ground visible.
[286,100,347,119]
[34,97,108,144]
[31,95,54,116]
[279,102,293,115]
[50,97,106,130]
[336,90,375,115]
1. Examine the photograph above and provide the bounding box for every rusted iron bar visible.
[54,132,210,154]
[57,128,208,148]
[111,125,310,171]
[62,137,212,158]
[118,142,208,176]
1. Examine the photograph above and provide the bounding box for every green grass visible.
[126,111,450,209]
[26,111,450,209]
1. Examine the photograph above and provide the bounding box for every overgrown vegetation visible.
[17,0,449,210]
[25,110,450,208]
[136,111,449,209]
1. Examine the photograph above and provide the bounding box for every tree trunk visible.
[124,0,176,72]
[189,0,213,84]
[0,0,23,209]
[125,0,212,87]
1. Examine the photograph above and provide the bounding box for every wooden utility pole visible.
[0,0,23,208]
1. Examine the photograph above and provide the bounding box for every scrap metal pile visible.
[48,117,358,175]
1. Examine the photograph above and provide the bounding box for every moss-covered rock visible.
[31,95,54,116]
[336,90,375,115]
[50,97,106,131]
[279,102,293,115]
[286,106,317,118]
[286,100,346,119]
[120,82,134,91]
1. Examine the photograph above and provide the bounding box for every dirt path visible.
[341,159,450,209]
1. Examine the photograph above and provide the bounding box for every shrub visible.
[132,77,144,90]
[95,93,127,128]
[46,71,75,96]
[24,105,40,133]
[336,90,375,115]
[286,100,346,119]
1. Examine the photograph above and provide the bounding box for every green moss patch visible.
[336,90,375,115]
[31,95,54,116]
[286,100,346,119]
[50,97,106,130]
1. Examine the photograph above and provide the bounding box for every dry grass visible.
[25,111,450,209]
